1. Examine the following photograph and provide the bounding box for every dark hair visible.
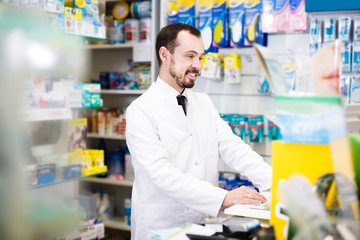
[155,23,201,66]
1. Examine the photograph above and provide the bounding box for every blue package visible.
[62,164,82,180]
[100,72,109,89]
[268,120,282,141]
[339,17,352,42]
[229,114,246,140]
[37,164,56,186]
[353,42,360,73]
[350,76,360,104]
[229,0,246,47]
[324,18,337,43]
[341,42,352,73]
[247,115,264,143]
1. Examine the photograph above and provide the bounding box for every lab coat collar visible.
[155,76,188,100]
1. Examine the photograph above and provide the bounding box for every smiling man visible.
[125,23,272,239]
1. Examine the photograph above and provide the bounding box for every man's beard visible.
[169,58,199,89]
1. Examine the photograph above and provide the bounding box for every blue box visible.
[37,164,56,186]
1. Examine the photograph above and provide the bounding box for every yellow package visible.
[224,54,241,84]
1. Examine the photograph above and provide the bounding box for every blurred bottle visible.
[109,148,125,180]
[97,138,108,178]
[99,189,111,220]
[124,197,131,226]
[124,146,134,181]
[95,187,102,217]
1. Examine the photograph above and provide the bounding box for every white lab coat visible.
[125,77,272,240]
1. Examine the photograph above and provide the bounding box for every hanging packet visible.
[177,0,195,26]
[229,0,246,47]
[212,0,229,47]
[289,0,306,31]
[199,0,217,53]
[247,115,264,143]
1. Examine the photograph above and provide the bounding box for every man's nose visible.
[192,57,202,70]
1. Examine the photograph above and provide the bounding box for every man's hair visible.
[155,23,201,66]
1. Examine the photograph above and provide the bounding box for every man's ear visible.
[159,46,168,63]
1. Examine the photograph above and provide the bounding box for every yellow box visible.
[270,141,334,240]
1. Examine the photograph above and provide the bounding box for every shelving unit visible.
[86,42,151,50]
[101,89,146,95]
[82,177,133,187]
[87,133,126,140]
[103,218,131,231]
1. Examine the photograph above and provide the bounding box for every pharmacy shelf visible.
[22,108,72,122]
[86,42,151,50]
[87,133,126,140]
[103,218,131,231]
[81,177,133,187]
[101,89,146,95]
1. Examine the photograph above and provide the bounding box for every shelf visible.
[31,171,108,190]
[22,108,72,122]
[81,177,133,187]
[86,42,151,50]
[87,133,126,140]
[103,218,131,231]
[101,89,146,95]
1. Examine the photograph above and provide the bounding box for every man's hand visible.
[222,186,267,208]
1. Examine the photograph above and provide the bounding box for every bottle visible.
[97,138,108,178]
[99,189,111,220]
[124,197,131,226]
[95,187,102,217]
[124,146,134,181]
[109,148,125,180]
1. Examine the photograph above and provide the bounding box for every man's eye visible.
[186,55,194,59]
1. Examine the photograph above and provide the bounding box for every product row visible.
[340,75,360,104]
[107,1,152,44]
[86,108,127,136]
[28,148,107,187]
[168,0,307,52]
[221,114,281,143]
[98,62,151,90]
[23,75,103,110]
[87,186,131,225]
[98,142,134,182]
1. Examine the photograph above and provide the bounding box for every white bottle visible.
[95,188,102,217]
[99,189,111,220]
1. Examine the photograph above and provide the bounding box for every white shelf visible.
[86,42,151,50]
[103,218,131,231]
[101,89,146,95]
[81,177,133,187]
[87,133,126,140]
[22,108,72,122]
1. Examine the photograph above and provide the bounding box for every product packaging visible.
[341,42,352,73]
[339,76,350,101]
[177,0,196,26]
[324,18,337,43]
[289,0,306,31]
[229,114,246,140]
[339,17,352,42]
[261,0,274,33]
[212,0,229,47]
[224,54,242,84]
[354,17,360,42]
[352,41,360,72]
[139,18,151,42]
[167,0,178,24]
[244,0,264,45]
[107,21,125,44]
[198,0,216,53]
[247,115,264,143]
[229,0,246,47]
[282,63,296,91]
[125,18,139,43]
[309,18,323,44]
[267,120,281,141]
[273,0,290,32]
[112,1,129,20]
[130,0,151,19]
[200,53,223,81]
[258,72,271,93]
[350,76,360,104]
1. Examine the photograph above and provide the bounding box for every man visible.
[125,23,272,239]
